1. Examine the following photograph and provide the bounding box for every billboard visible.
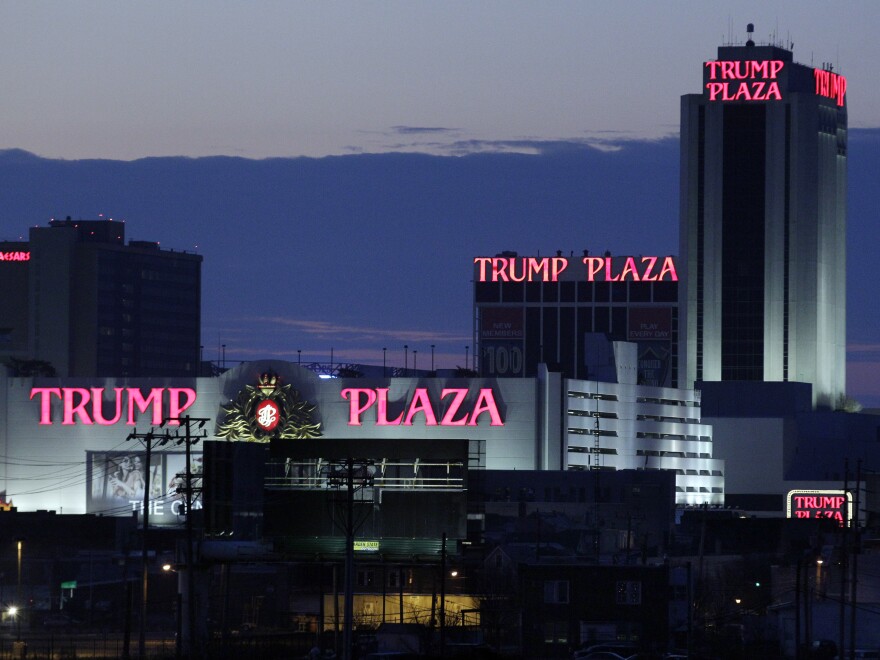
[87,451,203,526]
[629,307,673,387]
[480,307,525,377]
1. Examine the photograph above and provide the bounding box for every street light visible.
[16,539,21,607]
[8,605,20,640]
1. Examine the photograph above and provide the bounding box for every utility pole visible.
[440,532,447,657]
[840,459,849,659]
[850,460,861,660]
[795,558,801,660]
[326,458,374,660]
[160,415,209,659]
[126,428,173,660]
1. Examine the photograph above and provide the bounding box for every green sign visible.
[353,541,380,553]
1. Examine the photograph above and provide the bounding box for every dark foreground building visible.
[0,217,202,377]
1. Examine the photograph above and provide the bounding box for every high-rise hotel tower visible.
[679,28,847,407]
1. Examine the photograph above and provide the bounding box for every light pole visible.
[413,350,418,374]
[383,348,387,377]
[15,540,22,642]
[431,345,435,373]
[404,345,408,376]
[16,539,21,610]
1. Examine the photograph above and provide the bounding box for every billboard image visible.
[629,307,673,387]
[480,307,525,377]
[87,451,203,526]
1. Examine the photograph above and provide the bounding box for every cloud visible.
[846,360,880,408]
[847,343,880,359]
[370,135,682,157]
[342,127,684,157]
[390,126,459,135]
[254,317,470,344]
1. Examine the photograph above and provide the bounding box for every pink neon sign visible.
[705,59,784,102]
[813,69,846,107]
[341,387,504,427]
[788,492,849,526]
[0,251,30,262]
[30,387,197,426]
[474,256,677,283]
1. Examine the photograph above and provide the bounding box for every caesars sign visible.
[786,489,852,527]
[0,251,30,262]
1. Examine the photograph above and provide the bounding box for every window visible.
[615,581,641,605]
[356,570,375,587]
[542,620,568,644]
[544,580,569,604]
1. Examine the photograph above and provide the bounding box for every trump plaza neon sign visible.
[30,385,505,429]
[813,68,846,107]
[704,58,847,108]
[705,59,784,102]
[786,489,852,526]
[474,256,677,283]
[342,387,504,426]
[31,387,197,425]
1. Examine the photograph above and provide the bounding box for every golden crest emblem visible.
[217,372,322,442]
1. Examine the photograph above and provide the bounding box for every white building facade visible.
[0,358,721,517]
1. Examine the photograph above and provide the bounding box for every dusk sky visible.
[1,3,878,407]
[1,3,878,159]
